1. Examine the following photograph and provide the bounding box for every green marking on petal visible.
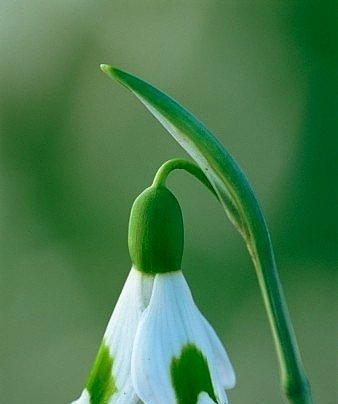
[171,344,217,404]
[86,342,117,404]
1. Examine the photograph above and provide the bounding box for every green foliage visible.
[171,344,216,404]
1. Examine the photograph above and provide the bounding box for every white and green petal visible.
[103,267,153,403]
[131,271,235,404]
[73,267,153,404]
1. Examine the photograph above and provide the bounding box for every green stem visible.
[245,206,312,403]
[216,160,313,404]
[152,158,217,196]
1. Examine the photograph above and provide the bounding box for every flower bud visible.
[128,185,184,274]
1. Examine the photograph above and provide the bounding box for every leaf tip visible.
[100,64,125,81]
[100,63,113,74]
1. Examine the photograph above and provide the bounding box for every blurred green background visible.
[1,1,337,403]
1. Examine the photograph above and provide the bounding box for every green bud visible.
[128,185,184,274]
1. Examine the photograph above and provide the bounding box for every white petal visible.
[201,317,236,389]
[131,271,235,404]
[71,389,90,404]
[197,392,217,403]
[103,267,153,403]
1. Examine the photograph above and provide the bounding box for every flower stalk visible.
[152,158,216,195]
[101,65,313,403]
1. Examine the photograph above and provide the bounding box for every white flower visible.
[72,267,235,404]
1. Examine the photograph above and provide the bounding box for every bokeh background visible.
[1,1,337,403]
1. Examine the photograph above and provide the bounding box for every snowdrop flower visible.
[72,184,235,404]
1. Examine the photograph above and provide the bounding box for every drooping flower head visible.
[73,181,235,404]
